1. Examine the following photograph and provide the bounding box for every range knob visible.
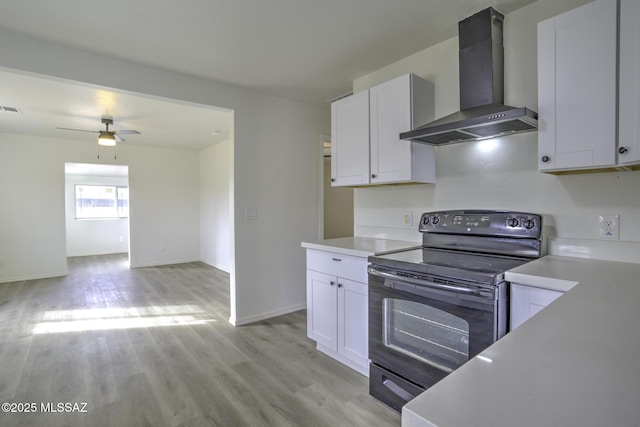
[421,215,430,226]
[507,218,519,227]
[522,219,536,230]
[431,216,440,225]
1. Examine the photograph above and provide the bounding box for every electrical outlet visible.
[403,211,413,227]
[598,215,619,239]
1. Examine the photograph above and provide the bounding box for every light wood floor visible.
[0,254,400,427]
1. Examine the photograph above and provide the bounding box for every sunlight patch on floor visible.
[33,305,216,334]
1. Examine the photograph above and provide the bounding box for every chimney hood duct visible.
[400,7,537,145]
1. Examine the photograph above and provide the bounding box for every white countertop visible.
[301,237,419,258]
[403,255,640,427]
[504,255,583,292]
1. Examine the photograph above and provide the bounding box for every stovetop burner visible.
[369,248,530,285]
[368,210,544,286]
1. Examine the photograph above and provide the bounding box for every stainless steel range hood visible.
[400,7,537,146]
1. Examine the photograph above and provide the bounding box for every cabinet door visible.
[337,278,369,368]
[538,0,617,171]
[369,74,413,184]
[307,270,338,350]
[619,0,640,165]
[510,284,563,331]
[331,91,370,186]
[370,74,435,184]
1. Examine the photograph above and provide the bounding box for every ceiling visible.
[0,70,233,150]
[0,0,536,150]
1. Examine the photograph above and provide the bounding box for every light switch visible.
[245,207,257,220]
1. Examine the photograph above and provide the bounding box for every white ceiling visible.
[0,0,536,150]
[0,70,232,150]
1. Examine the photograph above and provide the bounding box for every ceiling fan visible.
[57,117,141,146]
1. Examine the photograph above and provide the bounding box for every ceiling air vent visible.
[0,106,22,114]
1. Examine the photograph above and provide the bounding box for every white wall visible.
[127,143,201,268]
[65,173,130,257]
[0,29,329,324]
[231,95,328,324]
[0,133,68,281]
[200,138,232,272]
[351,0,640,244]
[323,158,354,239]
[0,132,201,282]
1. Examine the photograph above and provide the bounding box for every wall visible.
[200,138,232,272]
[65,173,130,257]
[351,0,640,244]
[232,94,327,324]
[0,133,68,281]
[323,158,354,239]
[0,29,329,324]
[0,132,201,282]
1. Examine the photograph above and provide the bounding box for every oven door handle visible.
[368,266,486,296]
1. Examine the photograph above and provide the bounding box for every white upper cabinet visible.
[331,90,370,186]
[331,73,436,186]
[619,0,640,166]
[538,0,618,172]
[369,74,436,184]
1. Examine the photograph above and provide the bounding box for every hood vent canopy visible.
[400,7,537,145]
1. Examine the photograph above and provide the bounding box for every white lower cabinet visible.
[306,249,369,376]
[510,283,564,331]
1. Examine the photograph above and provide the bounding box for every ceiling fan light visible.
[98,131,116,146]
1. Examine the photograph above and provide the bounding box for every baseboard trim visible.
[129,258,201,268]
[200,259,231,274]
[0,270,68,284]
[67,251,128,258]
[229,303,307,326]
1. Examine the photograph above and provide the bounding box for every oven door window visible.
[383,298,469,373]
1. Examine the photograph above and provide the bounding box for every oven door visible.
[368,265,506,409]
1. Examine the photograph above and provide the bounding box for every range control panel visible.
[418,210,542,239]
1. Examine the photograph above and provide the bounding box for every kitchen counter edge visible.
[402,254,640,427]
[301,237,420,258]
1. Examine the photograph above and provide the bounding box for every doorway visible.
[64,162,130,260]
[321,136,354,239]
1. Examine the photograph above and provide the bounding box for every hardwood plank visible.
[116,373,168,427]
[232,360,329,427]
[81,331,119,409]
[0,254,400,427]
[103,329,143,382]
[0,335,32,402]
[172,358,257,426]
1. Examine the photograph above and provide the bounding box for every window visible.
[75,185,129,219]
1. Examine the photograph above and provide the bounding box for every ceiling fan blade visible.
[114,129,140,135]
[114,134,125,143]
[56,127,99,133]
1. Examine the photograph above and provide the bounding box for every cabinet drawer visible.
[306,249,368,283]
